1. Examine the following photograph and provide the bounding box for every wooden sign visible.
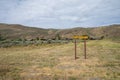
[73,35,88,60]
[73,35,89,40]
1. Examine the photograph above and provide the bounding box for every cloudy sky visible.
[0,0,120,28]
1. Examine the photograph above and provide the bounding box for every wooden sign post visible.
[84,39,86,59]
[73,35,88,59]
[73,35,79,60]
[74,39,77,60]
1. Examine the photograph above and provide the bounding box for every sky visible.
[0,0,120,29]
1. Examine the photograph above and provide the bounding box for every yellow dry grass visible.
[0,40,120,80]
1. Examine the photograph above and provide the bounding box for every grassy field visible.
[0,40,120,80]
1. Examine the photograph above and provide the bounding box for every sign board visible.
[73,35,89,40]
[73,35,88,60]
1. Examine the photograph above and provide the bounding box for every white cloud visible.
[8,0,54,22]
[59,16,79,21]
[0,0,120,28]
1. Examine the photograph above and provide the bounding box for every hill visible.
[0,23,58,40]
[0,23,120,40]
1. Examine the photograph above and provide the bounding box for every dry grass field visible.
[0,40,120,80]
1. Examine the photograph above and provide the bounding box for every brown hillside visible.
[0,23,57,40]
[0,23,120,40]
[90,25,120,39]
